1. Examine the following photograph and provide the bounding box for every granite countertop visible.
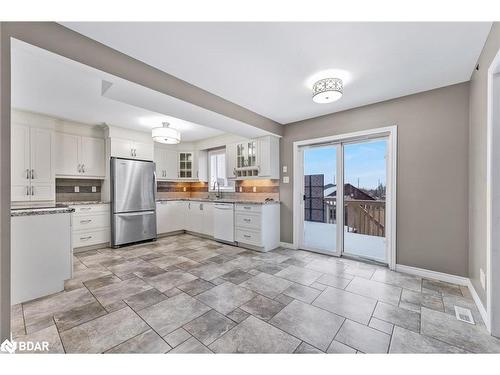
[58,201,110,206]
[11,204,75,217]
[156,198,280,205]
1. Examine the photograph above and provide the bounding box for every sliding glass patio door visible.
[299,136,389,263]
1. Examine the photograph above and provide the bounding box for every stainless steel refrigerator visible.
[111,157,157,247]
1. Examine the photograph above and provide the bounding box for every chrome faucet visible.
[213,180,222,199]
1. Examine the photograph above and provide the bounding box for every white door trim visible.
[486,47,500,336]
[292,125,397,269]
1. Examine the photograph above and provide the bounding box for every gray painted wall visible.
[468,23,500,306]
[280,82,470,276]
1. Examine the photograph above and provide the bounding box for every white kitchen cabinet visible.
[71,203,110,251]
[80,136,105,177]
[11,124,55,202]
[197,150,208,182]
[155,147,178,180]
[110,138,153,161]
[202,202,214,236]
[234,203,280,252]
[256,135,280,179]
[55,133,105,178]
[156,201,171,234]
[226,136,279,180]
[226,143,238,179]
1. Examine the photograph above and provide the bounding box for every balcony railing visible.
[320,197,385,237]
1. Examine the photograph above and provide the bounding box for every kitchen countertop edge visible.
[156,198,280,205]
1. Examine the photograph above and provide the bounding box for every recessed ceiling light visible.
[152,122,181,144]
[312,78,343,104]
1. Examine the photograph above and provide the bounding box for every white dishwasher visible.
[213,203,235,244]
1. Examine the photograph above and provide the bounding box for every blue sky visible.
[304,139,387,189]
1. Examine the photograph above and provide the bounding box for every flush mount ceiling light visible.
[152,122,180,144]
[312,78,343,104]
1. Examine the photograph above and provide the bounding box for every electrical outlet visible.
[252,186,257,193]
[91,186,97,193]
[283,176,290,184]
[239,186,243,193]
[74,186,80,193]
[480,268,486,290]
[183,186,187,192]
[282,165,287,173]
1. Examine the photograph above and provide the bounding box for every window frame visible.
[208,147,235,192]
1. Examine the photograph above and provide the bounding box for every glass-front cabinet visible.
[234,140,258,177]
[178,152,193,178]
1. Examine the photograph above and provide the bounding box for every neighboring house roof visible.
[324,183,375,200]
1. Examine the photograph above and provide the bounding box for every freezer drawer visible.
[111,211,157,247]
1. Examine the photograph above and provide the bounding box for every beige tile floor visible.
[11,234,500,353]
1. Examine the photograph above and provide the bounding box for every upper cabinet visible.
[12,123,55,202]
[154,147,207,182]
[228,135,280,179]
[55,133,105,178]
[155,147,178,180]
[110,138,154,161]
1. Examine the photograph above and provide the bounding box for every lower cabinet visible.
[234,203,280,252]
[71,204,110,251]
[157,200,214,237]
[155,200,280,252]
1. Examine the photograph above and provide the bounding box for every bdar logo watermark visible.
[1,335,49,354]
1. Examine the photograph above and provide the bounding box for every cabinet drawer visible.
[235,212,261,230]
[72,229,110,248]
[235,204,262,214]
[235,228,262,246]
[72,204,109,215]
[72,212,110,231]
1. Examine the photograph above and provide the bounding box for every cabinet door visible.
[30,127,54,184]
[110,138,134,158]
[178,152,194,179]
[11,124,31,201]
[226,143,237,179]
[133,141,153,161]
[171,201,186,232]
[165,149,178,180]
[154,148,166,180]
[192,202,203,233]
[55,132,80,176]
[197,150,208,182]
[203,203,214,236]
[156,202,169,234]
[81,137,105,177]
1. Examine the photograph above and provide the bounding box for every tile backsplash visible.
[56,178,103,202]
[157,179,280,201]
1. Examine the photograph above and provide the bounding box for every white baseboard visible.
[466,279,489,329]
[395,264,469,286]
[396,263,488,327]
[279,241,297,249]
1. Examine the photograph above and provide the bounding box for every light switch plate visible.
[283,176,290,184]
[282,165,287,173]
[183,187,187,192]
[252,186,257,193]
[74,186,79,193]
[239,186,243,193]
[92,186,97,193]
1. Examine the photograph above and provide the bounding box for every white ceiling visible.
[62,22,492,124]
[11,39,238,141]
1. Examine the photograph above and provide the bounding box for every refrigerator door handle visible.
[116,211,156,217]
[153,170,157,202]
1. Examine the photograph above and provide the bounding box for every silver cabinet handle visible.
[243,218,251,222]
[131,148,134,157]
[243,206,251,210]
[77,164,81,173]
[80,219,92,224]
[243,234,251,238]
[31,186,34,196]
[80,207,91,211]
[82,164,85,173]
[26,186,29,196]
[30,169,34,179]
[25,169,29,179]
[80,236,92,241]
[134,149,137,157]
